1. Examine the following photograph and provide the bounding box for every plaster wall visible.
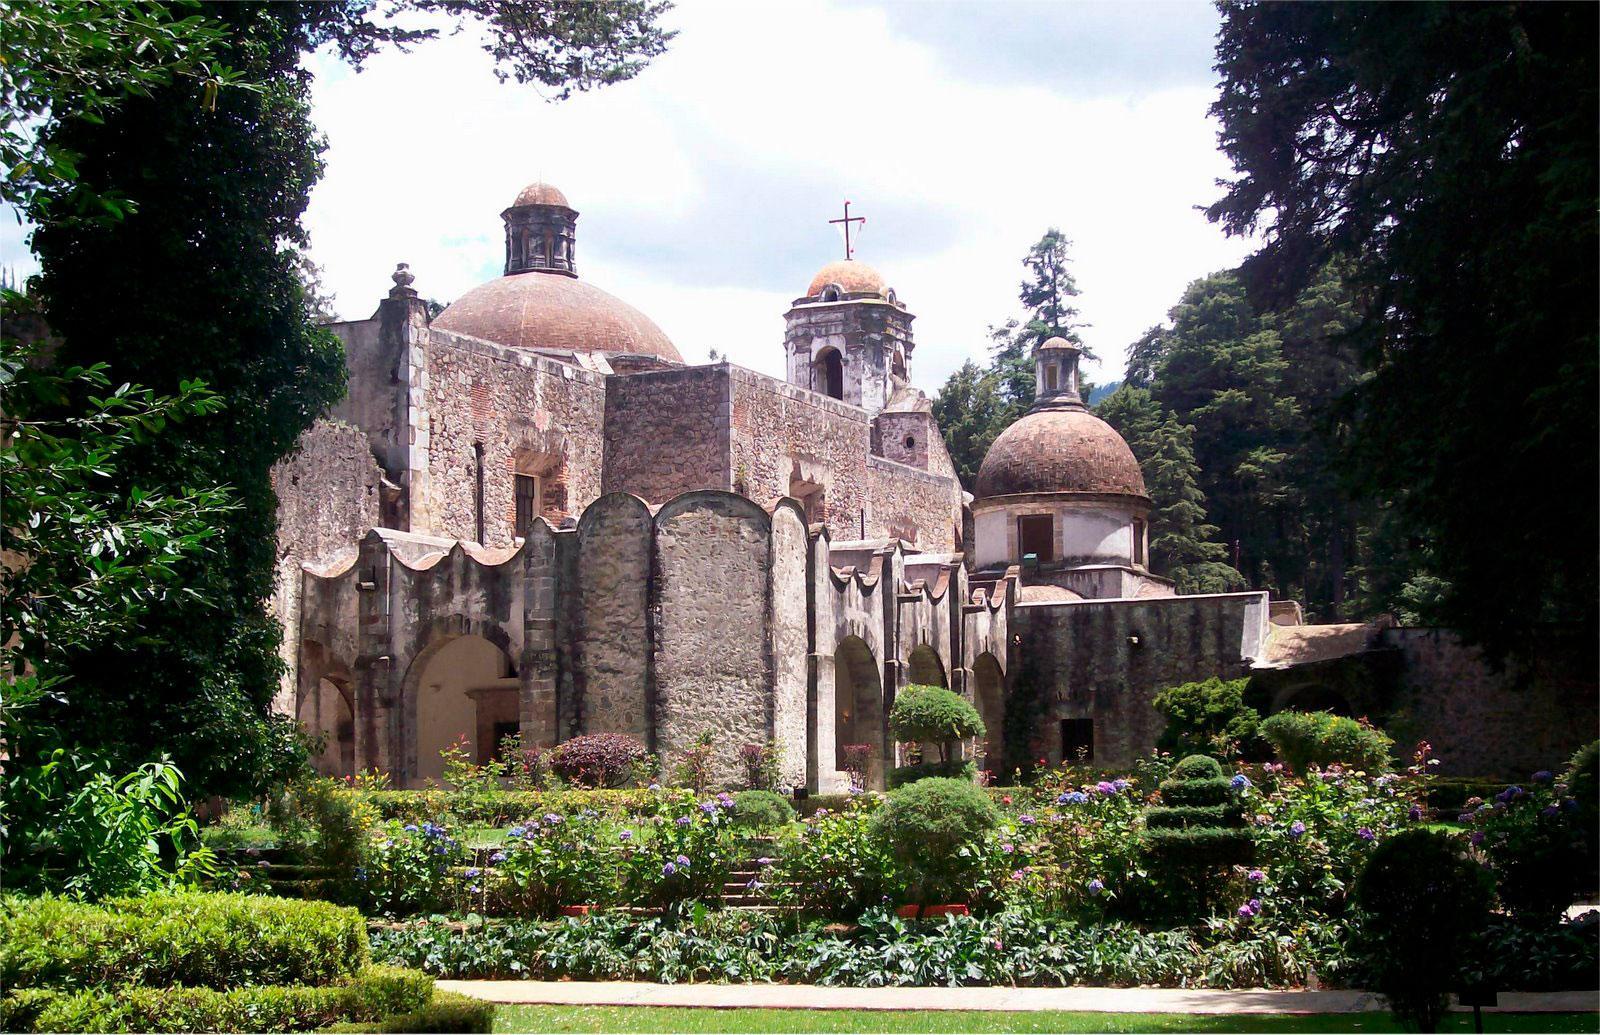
[770,503,812,788]
[973,499,1138,569]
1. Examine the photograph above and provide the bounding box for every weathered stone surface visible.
[573,494,653,742]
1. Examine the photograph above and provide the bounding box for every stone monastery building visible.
[274,181,1594,789]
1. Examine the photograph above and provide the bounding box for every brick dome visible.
[806,259,886,298]
[975,405,1147,499]
[511,181,570,208]
[433,272,682,363]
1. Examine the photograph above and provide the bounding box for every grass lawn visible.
[492,1005,1600,1033]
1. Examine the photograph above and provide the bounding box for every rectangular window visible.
[1018,514,1054,563]
[515,474,540,537]
[472,442,485,544]
[1045,365,1059,392]
[1061,718,1094,763]
[1133,519,1147,567]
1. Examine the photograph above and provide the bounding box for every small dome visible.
[1037,336,1080,352]
[806,259,886,298]
[433,272,681,363]
[975,406,1147,499]
[511,181,570,209]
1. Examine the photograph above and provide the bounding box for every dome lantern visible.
[502,181,578,278]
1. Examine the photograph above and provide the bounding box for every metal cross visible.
[829,200,866,260]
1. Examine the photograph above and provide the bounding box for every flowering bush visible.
[1460,771,1589,923]
[362,820,467,917]
[672,730,717,793]
[1260,711,1394,773]
[493,809,622,915]
[738,742,781,792]
[619,791,742,906]
[546,733,649,789]
[772,798,898,918]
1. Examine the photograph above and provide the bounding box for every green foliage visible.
[11,966,431,1034]
[1463,779,1590,925]
[931,361,1007,489]
[874,778,998,904]
[1140,757,1251,919]
[888,685,984,763]
[1141,805,1241,830]
[276,777,379,901]
[1353,830,1494,1032]
[0,892,368,991]
[1155,776,1231,808]
[737,742,782,793]
[1169,755,1225,781]
[362,821,467,918]
[773,798,898,918]
[730,790,794,830]
[1096,387,1242,593]
[320,989,493,1034]
[1153,679,1263,763]
[494,810,622,916]
[354,786,695,826]
[671,729,718,793]
[1260,711,1393,773]
[1208,3,1598,649]
[1566,740,1599,893]
[887,759,977,789]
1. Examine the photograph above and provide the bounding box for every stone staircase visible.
[719,835,792,911]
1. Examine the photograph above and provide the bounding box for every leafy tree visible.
[931,360,1005,489]
[1097,386,1241,593]
[1208,2,1598,651]
[888,685,985,764]
[22,1,674,800]
[1151,678,1262,761]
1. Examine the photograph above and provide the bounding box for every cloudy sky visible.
[4,0,1256,392]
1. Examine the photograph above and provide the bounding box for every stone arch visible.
[510,428,569,532]
[907,644,947,688]
[398,619,519,786]
[297,642,356,777]
[814,346,844,399]
[972,653,1004,777]
[835,635,886,791]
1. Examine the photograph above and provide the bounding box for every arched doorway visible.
[972,653,1004,777]
[814,347,844,400]
[411,635,519,785]
[834,636,885,790]
[298,676,355,778]
[907,644,947,688]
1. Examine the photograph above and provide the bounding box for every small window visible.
[903,435,915,449]
[1061,718,1094,762]
[1132,519,1147,567]
[1045,365,1059,392]
[1018,514,1054,563]
[819,284,842,302]
[515,474,540,537]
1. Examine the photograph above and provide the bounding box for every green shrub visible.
[1142,804,1242,830]
[1156,775,1232,807]
[1261,711,1393,773]
[873,777,997,905]
[319,989,493,1033]
[355,787,691,826]
[1470,778,1590,924]
[276,778,379,898]
[888,686,985,763]
[1566,740,1599,893]
[12,966,431,1034]
[0,892,368,991]
[546,734,648,789]
[1153,677,1264,761]
[887,759,976,788]
[730,790,795,829]
[793,793,856,818]
[1169,755,1225,781]
[1140,826,1256,867]
[1354,829,1494,1033]
[773,799,897,918]
[1140,756,1252,920]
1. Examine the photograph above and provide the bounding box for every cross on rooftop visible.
[829,200,866,260]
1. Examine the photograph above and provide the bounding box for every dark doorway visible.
[1061,718,1094,762]
[1018,514,1054,562]
[818,348,844,399]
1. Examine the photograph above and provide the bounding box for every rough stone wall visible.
[1381,628,1597,778]
[874,411,930,469]
[271,419,384,711]
[602,365,731,503]
[420,330,607,544]
[572,494,654,743]
[652,493,773,785]
[1007,593,1268,769]
[769,503,811,788]
[867,456,961,551]
[783,300,914,416]
[328,316,406,481]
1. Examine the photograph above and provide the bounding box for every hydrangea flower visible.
[1357,827,1376,841]
[1247,869,1265,882]
[1237,903,1256,918]
[465,867,481,878]
[699,802,717,815]
[676,854,691,868]
[1289,820,1307,839]
[662,862,677,876]
[1088,879,1104,896]
[757,857,772,867]
[489,851,506,864]
[1057,791,1089,806]
[1408,805,1423,821]
[1095,781,1118,796]
[1113,778,1129,791]
[1018,814,1036,825]
[675,815,692,826]
[404,824,419,833]
[1532,770,1554,784]
[1248,898,1262,912]
[544,813,563,825]
[1001,842,1014,853]
[619,830,633,841]
[508,826,526,839]
[1470,831,1485,846]
[1231,774,1251,790]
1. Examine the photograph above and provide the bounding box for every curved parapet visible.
[573,493,654,741]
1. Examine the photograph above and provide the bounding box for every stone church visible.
[273,181,1595,789]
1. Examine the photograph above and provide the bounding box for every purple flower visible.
[757,857,772,867]
[1289,821,1307,839]
[508,825,526,839]
[676,854,690,868]
[490,851,506,864]
[1058,791,1088,805]
[1408,805,1423,821]
[1088,879,1104,896]
[1458,813,1475,823]
[675,815,692,826]
[1532,770,1554,784]
[1357,827,1376,841]
[1231,774,1251,790]
[1247,869,1265,882]
[746,878,762,890]
[544,813,562,825]
[1113,779,1129,791]
[403,824,418,833]
[1248,898,1262,912]
[619,829,633,841]
[1095,781,1118,796]
[1019,814,1036,825]
[1011,869,1026,881]
[1541,805,1560,817]
[662,862,677,876]
[465,867,481,878]
[1470,831,1485,846]
[1237,903,1255,918]
[648,782,661,791]
[1001,842,1015,853]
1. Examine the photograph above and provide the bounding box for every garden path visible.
[437,982,1599,1015]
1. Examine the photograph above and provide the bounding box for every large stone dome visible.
[975,404,1147,500]
[806,259,887,298]
[433,272,682,363]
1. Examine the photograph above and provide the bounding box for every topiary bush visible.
[0,893,368,991]
[1139,755,1253,920]
[731,790,795,829]
[872,777,998,906]
[888,685,985,765]
[1261,710,1393,773]
[888,759,977,788]
[1354,829,1494,1033]
[1153,677,1265,761]
[546,733,649,789]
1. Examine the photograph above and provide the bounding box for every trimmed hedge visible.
[0,893,368,991]
[730,790,795,829]
[320,990,493,1033]
[1261,710,1393,773]
[887,759,976,789]
[1141,826,1256,866]
[1142,804,1243,830]
[1156,776,1232,807]
[355,787,693,826]
[4,966,431,1034]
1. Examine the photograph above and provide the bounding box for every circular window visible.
[904,435,916,449]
